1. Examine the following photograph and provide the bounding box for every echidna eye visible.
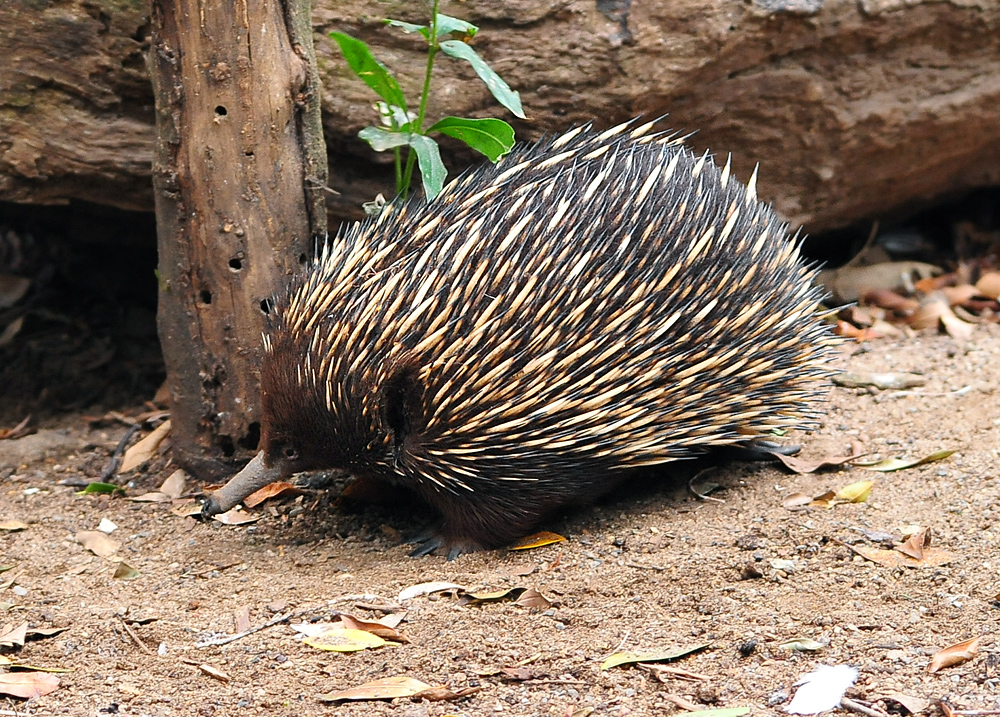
[283,446,299,460]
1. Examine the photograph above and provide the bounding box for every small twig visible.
[118,615,154,656]
[662,693,702,711]
[524,678,589,686]
[100,423,143,481]
[600,630,630,662]
[841,697,890,717]
[196,611,292,648]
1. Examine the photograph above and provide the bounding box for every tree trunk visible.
[149,0,328,478]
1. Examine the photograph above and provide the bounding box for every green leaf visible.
[601,643,712,670]
[434,14,478,39]
[439,40,525,118]
[407,134,447,200]
[330,32,408,111]
[385,19,429,39]
[77,482,120,495]
[358,126,411,152]
[427,117,514,162]
[855,449,956,472]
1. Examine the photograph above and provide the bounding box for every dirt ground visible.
[2,324,999,717]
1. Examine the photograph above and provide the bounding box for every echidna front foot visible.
[407,528,487,560]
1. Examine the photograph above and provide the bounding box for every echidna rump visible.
[204,120,837,556]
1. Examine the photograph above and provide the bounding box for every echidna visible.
[203,120,836,556]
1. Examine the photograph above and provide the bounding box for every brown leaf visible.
[318,675,434,702]
[0,621,28,647]
[243,481,302,508]
[776,452,866,474]
[861,288,920,314]
[159,469,188,499]
[927,636,981,673]
[846,543,956,569]
[119,419,172,473]
[880,693,930,715]
[0,519,28,531]
[339,614,411,644]
[895,529,930,560]
[0,671,61,699]
[211,507,261,525]
[940,284,980,307]
[514,588,552,609]
[412,685,482,701]
[75,530,120,557]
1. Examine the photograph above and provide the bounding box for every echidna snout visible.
[205,120,836,557]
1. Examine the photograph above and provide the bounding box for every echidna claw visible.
[407,529,484,560]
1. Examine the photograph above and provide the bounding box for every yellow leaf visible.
[833,480,874,504]
[303,627,388,652]
[509,531,567,550]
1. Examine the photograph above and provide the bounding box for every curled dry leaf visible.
[0,519,28,532]
[855,449,955,472]
[0,621,28,647]
[339,614,411,643]
[927,636,981,673]
[397,581,465,601]
[112,561,140,580]
[198,663,230,682]
[776,451,867,474]
[880,693,930,715]
[119,419,172,473]
[779,637,826,652]
[895,529,930,560]
[243,481,302,508]
[159,469,188,499]
[412,685,483,701]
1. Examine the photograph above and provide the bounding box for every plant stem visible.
[401,0,440,199]
[393,146,402,191]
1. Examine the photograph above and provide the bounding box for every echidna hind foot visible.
[207,118,837,555]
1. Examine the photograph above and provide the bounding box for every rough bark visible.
[149,0,327,477]
[1,0,999,232]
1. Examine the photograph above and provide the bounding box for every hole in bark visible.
[238,422,260,451]
[199,289,212,305]
[259,299,271,314]
[214,105,227,117]
[218,434,235,457]
[228,257,242,271]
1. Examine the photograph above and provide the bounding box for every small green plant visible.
[331,1,525,202]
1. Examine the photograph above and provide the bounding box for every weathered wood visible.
[2,0,1000,232]
[149,0,327,477]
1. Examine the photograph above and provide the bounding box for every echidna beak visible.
[201,450,283,517]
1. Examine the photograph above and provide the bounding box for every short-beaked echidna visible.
[204,120,836,556]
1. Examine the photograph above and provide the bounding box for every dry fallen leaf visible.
[339,614,411,644]
[119,419,172,473]
[833,372,926,390]
[833,480,874,504]
[514,588,552,609]
[159,469,188,499]
[601,643,711,670]
[397,581,465,601]
[509,531,567,550]
[243,481,302,508]
[845,543,956,569]
[318,675,434,702]
[198,663,230,682]
[75,530,120,558]
[0,621,27,648]
[895,529,930,560]
[211,507,261,526]
[0,671,61,699]
[303,627,389,652]
[975,271,1000,299]
[0,519,28,532]
[776,452,867,475]
[927,636,981,673]
[112,561,140,580]
[855,449,955,472]
[880,692,930,715]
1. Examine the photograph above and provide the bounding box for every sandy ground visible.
[2,325,999,716]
